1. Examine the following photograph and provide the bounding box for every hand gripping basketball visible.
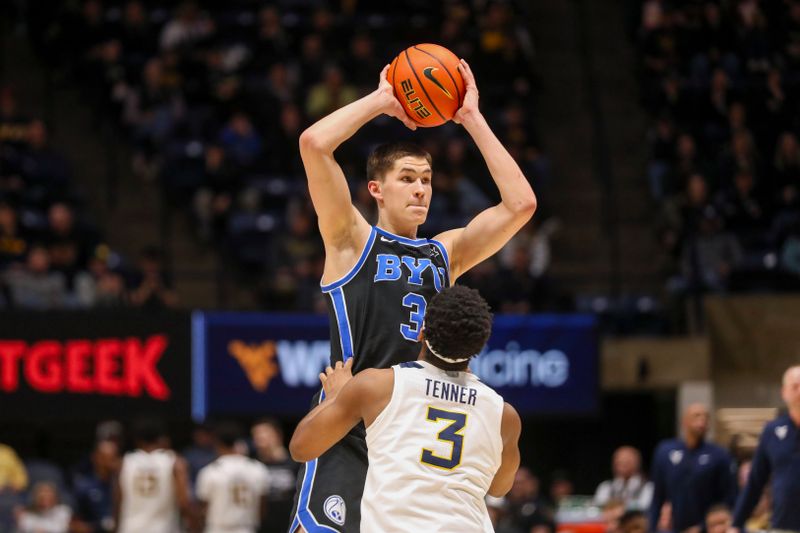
[377,65,418,131]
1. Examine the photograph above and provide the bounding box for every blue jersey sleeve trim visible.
[428,238,450,286]
[320,227,377,293]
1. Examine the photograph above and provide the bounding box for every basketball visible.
[387,43,466,127]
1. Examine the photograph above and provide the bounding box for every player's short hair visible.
[366,142,432,182]
[131,417,167,445]
[705,504,731,518]
[423,285,492,371]
[213,421,243,448]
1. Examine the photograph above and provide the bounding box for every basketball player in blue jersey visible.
[290,286,521,532]
[289,59,536,532]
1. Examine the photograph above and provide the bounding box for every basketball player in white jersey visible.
[290,285,521,532]
[196,421,270,533]
[114,418,192,533]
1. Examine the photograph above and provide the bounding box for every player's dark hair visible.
[131,417,167,446]
[213,420,243,449]
[367,142,432,182]
[423,285,492,371]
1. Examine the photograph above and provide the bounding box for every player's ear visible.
[367,180,383,202]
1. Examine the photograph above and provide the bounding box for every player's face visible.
[371,156,432,226]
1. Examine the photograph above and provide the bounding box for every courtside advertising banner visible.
[0,311,191,419]
[193,312,598,418]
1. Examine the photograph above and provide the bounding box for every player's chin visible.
[406,206,428,223]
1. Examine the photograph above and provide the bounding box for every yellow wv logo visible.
[228,340,279,392]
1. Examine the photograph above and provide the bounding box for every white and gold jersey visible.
[362,360,504,532]
[196,454,270,533]
[118,449,179,533]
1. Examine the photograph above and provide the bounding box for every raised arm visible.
[488,402,522,497]
[434,60,537,281]
[299,66,416,257]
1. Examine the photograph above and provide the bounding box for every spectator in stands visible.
[486,495,524,533]
[677,212,742,292]
[506,467,555,533]
[192,144,239,242]
[4,245,68,309]
[0,442,27,531]
[263,204,323,311]
[594,446,654,511]
[649,403,736,533]
[250,418,297,533]
[74,245,128,308]
[219,112,262,168]
[549,470,574,507]
[159,1,214,52]
[15,481,71,533]
[182,423,217,490]
[618,510,648,533]
[0,200,28,268]
[71,440,120,533]
[128,245,178,308]
[602,499,626,533]
[732,365,800,532]
[704,504,732,533]
[20,120,70,196]
[305,65,358,120]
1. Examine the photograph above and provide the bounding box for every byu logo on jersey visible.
[776,425,788,440]
[669,450,683,465]
[324,495,346,526]
[374,253,445,290]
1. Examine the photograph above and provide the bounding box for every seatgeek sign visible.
[0,311,191,419]
[193,313,597,418]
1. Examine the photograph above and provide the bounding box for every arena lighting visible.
[0,335,170,399]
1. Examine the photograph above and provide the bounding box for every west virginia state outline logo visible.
[228,340,279,392]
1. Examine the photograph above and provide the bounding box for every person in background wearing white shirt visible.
[197,421,269,533]
[594,446,653,511]
[15,481,71,533]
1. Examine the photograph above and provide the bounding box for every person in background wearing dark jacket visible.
[649,403,736,533]
[732,365,800,533]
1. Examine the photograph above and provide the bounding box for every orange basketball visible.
[387,43,466,127]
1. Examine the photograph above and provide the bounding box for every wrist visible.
[367,90,392,115]
[458,109,485,130]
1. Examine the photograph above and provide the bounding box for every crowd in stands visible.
[16,0,554,312]
[0,86,179,310]
[636,0,800,294]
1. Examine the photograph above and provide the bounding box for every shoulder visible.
[351,367,394,394]
[654,439,678,456]
[501,402,522,440]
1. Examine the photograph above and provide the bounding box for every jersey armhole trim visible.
[320,226,377,293]
[428,238,451,287]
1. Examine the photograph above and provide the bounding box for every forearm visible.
[460,112,536,213]
[301,92,384,153]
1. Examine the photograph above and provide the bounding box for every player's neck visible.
[376,216,418,239]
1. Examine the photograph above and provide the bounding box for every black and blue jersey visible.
[322,225,450,374]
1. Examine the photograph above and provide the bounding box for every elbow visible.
[488,481,513,499]
[289,436,312,463]
[512,190,537,220]
[298,129,320,152]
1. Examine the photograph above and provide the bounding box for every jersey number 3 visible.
[420,407,467,470]
[400,293,427,341]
